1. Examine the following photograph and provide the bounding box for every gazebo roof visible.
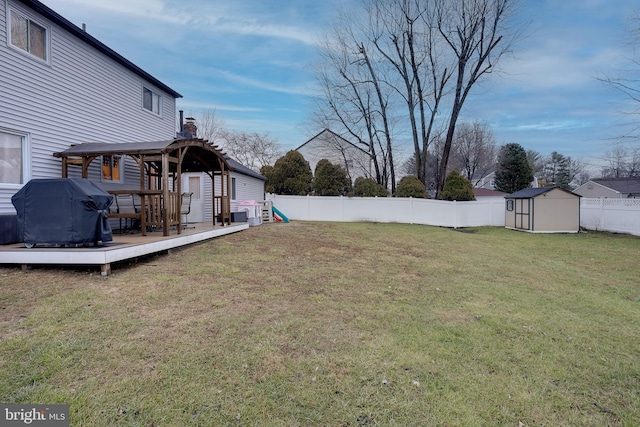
[54,138,231,174]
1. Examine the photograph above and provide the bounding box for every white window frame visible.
[101,155,124,183]
[142,86,162,116]
[231,177,237,201]
[0,127,31,189]
[6,5,50,64]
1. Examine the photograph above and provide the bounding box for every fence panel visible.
[267,195,505,228]
[266,195,640,236]
[580,198,640,236]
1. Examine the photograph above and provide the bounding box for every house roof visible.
[474,188,506,197]
[226,158,267,181]
[295,129,369,155]
[19,0,182,99]
[506,186,580,199]
[591,178,640,194]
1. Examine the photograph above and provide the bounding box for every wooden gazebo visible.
[53,138,232,235]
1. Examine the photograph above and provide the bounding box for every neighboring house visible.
[0,0,181,215]
[504,187,581,233]
[295,129,372,184]
[573,178,640,199]
[473,188,506,198]
[471,167,497,190]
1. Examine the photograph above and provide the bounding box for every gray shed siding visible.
[0,0,177,213]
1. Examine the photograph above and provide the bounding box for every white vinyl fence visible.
[580,198,640,236]
[266,194,640,236]
[266,195,505,228]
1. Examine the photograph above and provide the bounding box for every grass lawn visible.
[1,222,639,426]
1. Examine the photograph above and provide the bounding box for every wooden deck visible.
[0,222,249,276]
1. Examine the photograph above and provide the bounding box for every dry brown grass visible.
[1,222,639,426]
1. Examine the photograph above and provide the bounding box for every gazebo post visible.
[162,152,170,235]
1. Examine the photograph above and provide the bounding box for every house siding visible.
[200,173,265,222]
[0,0,177,213]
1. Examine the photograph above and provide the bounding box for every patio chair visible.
[181,192,194,229]
[114,194,138,233]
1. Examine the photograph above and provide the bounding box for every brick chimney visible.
[183,117,197,138]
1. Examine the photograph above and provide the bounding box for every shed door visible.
[515,199,531,230]
[182,173,204,223]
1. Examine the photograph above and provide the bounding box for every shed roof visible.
[506,186,580,199]
[19,0,182,99]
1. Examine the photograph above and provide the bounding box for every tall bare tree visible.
[315,0,520,195]
[450,120,497,182]
[435,0,519,194]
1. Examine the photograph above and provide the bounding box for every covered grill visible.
[11,178,113,247]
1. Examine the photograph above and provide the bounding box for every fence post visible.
[454,200,458,229]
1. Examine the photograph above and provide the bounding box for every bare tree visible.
[600,145,640,178]
[191,109,282,172]
[450,120,497,183]
[191,109,227,143]
[315,13,396,190]
[315,0,520,195]
[218,131,283,172]
[435,0,520,194]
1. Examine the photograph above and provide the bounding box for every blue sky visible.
[44,0,639,173]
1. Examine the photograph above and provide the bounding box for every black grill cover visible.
[11,178,113,246]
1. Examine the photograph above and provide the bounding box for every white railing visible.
[266,194,640,236]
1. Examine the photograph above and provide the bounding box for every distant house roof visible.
[506,186,580,199]
[226,158,267,181]
[474,188,506,197]
[296,129,369,155]
[19,0,182,99]
[592,178,640,195]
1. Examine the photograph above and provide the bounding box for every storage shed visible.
[505,187,581,233]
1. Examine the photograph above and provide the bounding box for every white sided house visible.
[0,0,181,216]
[296,129,372,184]
[181,158,266,224]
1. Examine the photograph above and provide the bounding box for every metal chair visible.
[181,192,194,228]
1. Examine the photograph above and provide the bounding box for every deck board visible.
[0,223,249,275]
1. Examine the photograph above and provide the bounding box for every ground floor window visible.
[0,129,29,186]
[102,155,122,182]
[231,177,237,200]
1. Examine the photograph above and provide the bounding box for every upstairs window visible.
[0,129,30,186]
[9,9,48,61]
[143,87,161,115]
[102,155,122,182]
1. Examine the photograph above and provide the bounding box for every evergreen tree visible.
[353,177,389,197]
[494,143,533,193]
[395,176,429,198]
[313,159,350,196]
[438,171,476,201]
[267,151,313,195]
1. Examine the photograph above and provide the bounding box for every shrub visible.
[353,177,388,197]
[313,159,351,196]
[438,171,476,201]
[267,151,313,195]
[395,176,429,198]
